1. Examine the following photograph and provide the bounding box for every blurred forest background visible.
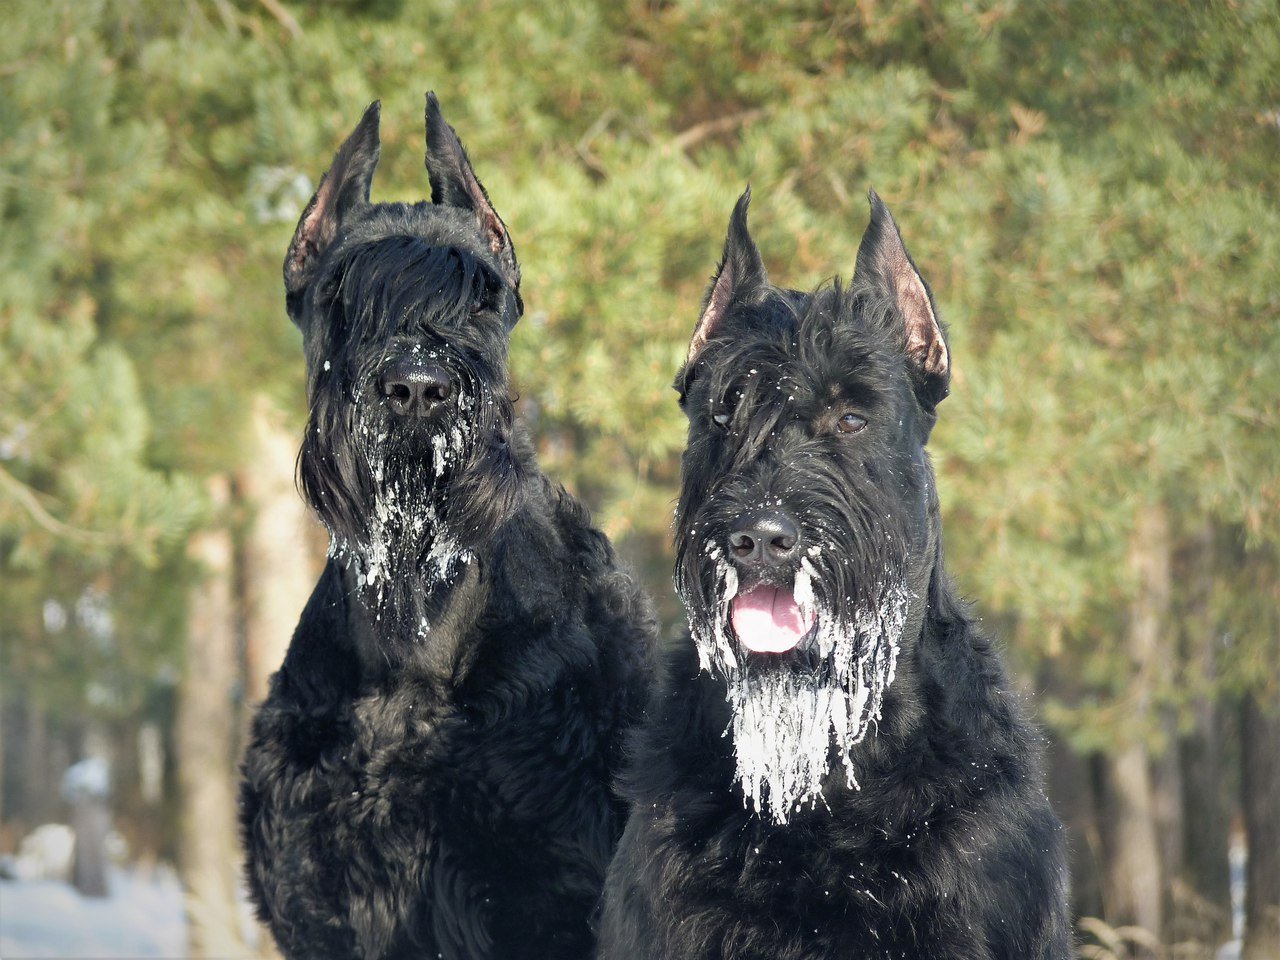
[1,0,1277,957]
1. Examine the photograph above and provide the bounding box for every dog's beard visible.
[329,403,477,639]
[688,544,908,824]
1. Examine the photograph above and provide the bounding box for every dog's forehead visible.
[381,199,486,241]
[315,202,505,300]
[338,201,494,260]
[796,310,898,401]
[709,291,899,403]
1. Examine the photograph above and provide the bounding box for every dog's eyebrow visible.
[823,378,884,408]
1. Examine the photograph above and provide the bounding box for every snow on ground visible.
[0,866,187,959]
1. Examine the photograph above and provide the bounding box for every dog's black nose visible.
[380,359,453,417]
[727,510,801,568]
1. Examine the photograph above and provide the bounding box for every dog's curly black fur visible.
[597,190,1070,959]
[239,96,655,960]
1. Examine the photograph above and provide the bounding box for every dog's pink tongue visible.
[730,585,815,654]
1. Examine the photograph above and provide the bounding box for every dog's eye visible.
[836,413,867,434]
[712,410,731,430]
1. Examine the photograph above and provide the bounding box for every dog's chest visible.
[660,804,986,953]
[342,673,605,813]
[345,682,467,777]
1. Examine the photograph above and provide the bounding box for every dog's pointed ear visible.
[686,187,768,367]
[285,101,381,303]
[424,92,522,316]
[855,189,950,407]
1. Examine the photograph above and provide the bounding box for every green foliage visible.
[2,0,1277,747]
[1,5,199,567]
[0,1,207,718]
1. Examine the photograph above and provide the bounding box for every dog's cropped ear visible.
[284,101,381,306]
[686,188,768,369]
[854,189,950,407]
[424,92,522,317]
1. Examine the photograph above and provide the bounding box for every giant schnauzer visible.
[597,189,1070,959]
[240,96,655,960]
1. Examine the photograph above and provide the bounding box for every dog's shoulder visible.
[263,562,361,711]
[914,599,1045,782]
[616,637,735,808]
[494,465,658,642]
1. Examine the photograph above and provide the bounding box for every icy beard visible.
[687,544,909,825]
[328,406,476,639]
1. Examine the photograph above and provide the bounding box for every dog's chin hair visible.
[687,545,908,825]
[328,409,476,638]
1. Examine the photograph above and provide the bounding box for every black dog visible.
[239,96,654,960]
[598,189,1070,959]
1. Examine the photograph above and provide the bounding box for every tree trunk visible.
[1098,744,1164,939]
[1177,524,1232,947]
[1098,501,1169,942]
[70,793,110,897]
[22,695,51,826]
[1040,660,1104,920]
[1178,687,1234,942]
[176,475,248,958]
[0,684,6,832]
[1049,739,1103,919]
[235,398,311,960]
[1151,706,1183,942]
[1241,690,1280,960]
[236,395,318,706]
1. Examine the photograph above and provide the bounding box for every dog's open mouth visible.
[729,584,817,654]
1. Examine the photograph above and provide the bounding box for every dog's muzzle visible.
[380,357,454,418]
[726,508,801,570]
